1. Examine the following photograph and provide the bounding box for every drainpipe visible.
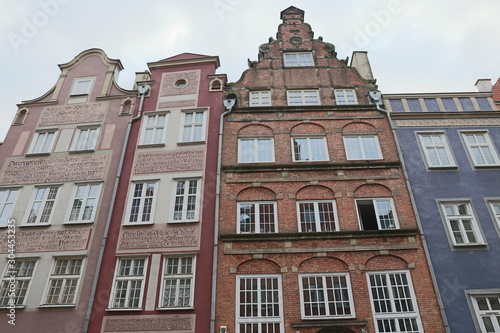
[83,84,150,333]
[368,91,451,333]
[210,94,237,333]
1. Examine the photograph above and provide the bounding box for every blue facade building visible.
[383,80,500,333]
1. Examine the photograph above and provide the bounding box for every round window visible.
[175,79,187,88]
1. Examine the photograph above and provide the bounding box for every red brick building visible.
[215,7,445,333]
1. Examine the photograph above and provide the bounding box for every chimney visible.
[475,79,493,92]
[350,51,374,81]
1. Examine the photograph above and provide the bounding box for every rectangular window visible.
[70,78,94,96]
[471,294,500,333]
[292,137,328,161]
[239,138,274,163]
[344,136,382,160]
[357,199,398,231]
[462,132,500,166]
[25,186,59,225]
[140,114,167,145]
[335,89,357,105]
[238,202,277,233]
[440,201,484,246]
[67,184,102,223]
[160,256,195,309]
[72,127,100,151]
[287,90,320,106]
[29,131,57,154]
[417,133,456,168]
[172,179,200,222]
[43,258,84,305]
[250,91,271,107]
[490,201,500,228]
[237,275,283,333]
[126,181,157,224]
[297,201,338,232]
[367,271,422,333]
[284,52,314,67]
[0,259,37,307]
[299,273,354,319]
[424,98,440,112]
[109,257,147,309]
[181,111,206,142]
[406,99,422,112]
[0,188,19,227]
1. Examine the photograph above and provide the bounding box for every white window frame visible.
[238,201,278,234]
[417,132,456,168]
[159,255,196,309]
[356,198,399,231]
[66,183,102,224]
[344,135,383,160]
[70,77,95,96]
[109,257,148,310]
[71,127,100,151]
[0,188,20,228]
[139,113,168,146]
[439,201,485,246]
[42,258,84,306]
[124,181,158,225]
[488,200,500,233]
[0,259,37,308]
[335,89,358,105]
[299,273,355,319]
[287,90,320,106]
[28,130,57,155]
[250,91,271,107]
[171,178,201,223]
[367,270,423,333]
[461,131,500,167]
[238,138,275,163]
[180,110,206,143]
[467,290,500,333]
[24,185,60,226]
[297,200,339,232]
[283,52,314,67]
[236,274,284,333]
[292,136,328,162]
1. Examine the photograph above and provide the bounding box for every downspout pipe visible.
[83,84,150,333]
[369,91,451,333]
[210,94,237,333]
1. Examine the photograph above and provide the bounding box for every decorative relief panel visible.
[160,70,200,97]
[134,150,204,174]
[0,229,90,253]
[158,100,197,109]
[118,228,198,250]
[103,314,195,332]
[395,118,500,127]
[39,102,107,126]
[0,154,108,185]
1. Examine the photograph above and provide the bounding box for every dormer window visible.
[70,77,95,96]
[284,52,313,67]
[335,89,358,105]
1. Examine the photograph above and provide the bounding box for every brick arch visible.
[365,254,409,271]
[237,187,276,201]
[237,259,281,274]
[342,121,377,133]
[354,183,392,198]
[238,124,273,136]
[296,185,335,200]
[298,257,349,273]
[290,122,326,135]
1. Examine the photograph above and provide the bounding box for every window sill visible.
[472,164,500,169]
[177,141,206,146]
[106,308,143,312]
[427,165,459,170]
[138,143,166,148]
[156,306,194,311]
[19,223,51,227]
[26,152,51,157]
[452,243,489,250]
[123,222,155,226]
[64,220,94,225]
[69,149,96,154]
[0,305,25,309]
[38,304,76,308]
[168,220,199,224]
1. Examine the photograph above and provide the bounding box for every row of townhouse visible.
[0,6,499,333]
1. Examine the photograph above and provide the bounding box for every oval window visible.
[175,79,187,88]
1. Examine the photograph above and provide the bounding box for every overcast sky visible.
[1,0,499,141]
